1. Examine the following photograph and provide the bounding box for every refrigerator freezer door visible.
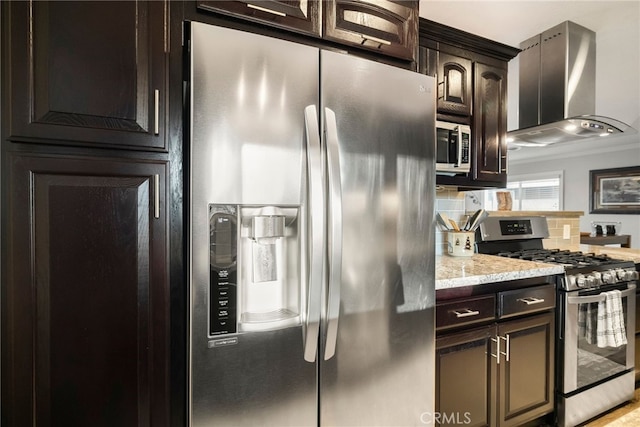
[189,22,319,427]
[319,50,436,426]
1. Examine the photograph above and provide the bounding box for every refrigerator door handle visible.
[323,107,343,361]
[303,105,324,363]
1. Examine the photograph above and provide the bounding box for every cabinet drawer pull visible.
[360,34,391,47]
[247,3,286,16]
[504,334,510,362]
[490,336,509,364]
[154,174,160,219]
[490,337,501,364]
[451,308,480,318]
[517,297,545,305]
[154,89,160,135]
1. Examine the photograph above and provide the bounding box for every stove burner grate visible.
[496,249,619,267]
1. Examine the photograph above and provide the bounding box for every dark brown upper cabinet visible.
[436,52,472,117]
[5,1,168,151]
[324,0,418,61]
[419,18,520,189]
[197,1,321,36]
[196,1,418,62]
[473,62,508,184]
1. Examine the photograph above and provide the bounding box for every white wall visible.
[508,141,640,249]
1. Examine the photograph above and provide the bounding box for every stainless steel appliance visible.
[508,21,634,149]
[476,216,638,427]
[435,121,471,175]
[187,22,436,426]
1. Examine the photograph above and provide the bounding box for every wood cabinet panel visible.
[419,18,519,189]
[472,62,507,185]
[498,313,555,427]
[436,286,555,427]
[5,1,167,150]
[324,0,418,61]
[436,326,496,427]
[197,0,321,36]
[2,152,169,426]
[436,52,472,117]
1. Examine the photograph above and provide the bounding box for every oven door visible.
[560,283,636,394]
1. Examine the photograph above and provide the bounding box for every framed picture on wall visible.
[589,166,640,214]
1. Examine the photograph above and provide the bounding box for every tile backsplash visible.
[435,187,584,255]
[435,187,467,255]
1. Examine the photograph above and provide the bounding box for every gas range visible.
[494,247,637,291]
[476,215,639,427]
[476,215,638,291]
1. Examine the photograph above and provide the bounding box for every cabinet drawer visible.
[436,295,496,330]
[499,284,555,319]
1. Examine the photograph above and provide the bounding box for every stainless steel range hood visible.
[507,21,634,148]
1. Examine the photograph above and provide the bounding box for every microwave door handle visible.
[456,127,463,168]
[303,105,324,363]
[323,107,343,361]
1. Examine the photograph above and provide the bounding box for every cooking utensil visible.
[468,209,488,231]
[449,219,461,231]
[464,210,481,231]
[436,212,452,230]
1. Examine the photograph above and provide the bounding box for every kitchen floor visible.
[585,387,640,426]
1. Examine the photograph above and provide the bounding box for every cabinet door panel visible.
[436,326,496,427]
[473,62,507,184]
[2,153,169,426]
[324,0,418,60]
[197,1,321,36]
[437,52,472,116]
[498,313,555,427]
[6,1,166,150]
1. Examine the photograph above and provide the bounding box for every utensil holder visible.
[447,231,475,257]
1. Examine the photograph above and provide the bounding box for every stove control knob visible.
[585,275,597,287]
[621,269,639,281]
[592,272,603,286]
[575,274,587,288]
[614,269,629,281]
[601,270,616,284]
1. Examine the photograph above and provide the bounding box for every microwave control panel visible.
[460,130,470,163]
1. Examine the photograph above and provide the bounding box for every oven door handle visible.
[567,284,636,304]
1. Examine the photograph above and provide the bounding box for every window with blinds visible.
[482,172,563,211]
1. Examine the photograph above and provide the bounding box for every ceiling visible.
[418,0,635,48]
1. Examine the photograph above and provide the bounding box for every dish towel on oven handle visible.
[597,290,628,348]
[578,290,627,347]
[578,301,598,345]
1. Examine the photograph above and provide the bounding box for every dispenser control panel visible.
[209,206,237,335]
[208,203,301,336]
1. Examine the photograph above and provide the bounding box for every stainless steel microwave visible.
[436,121,471,174]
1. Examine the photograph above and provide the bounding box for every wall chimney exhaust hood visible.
[507,21,634,149]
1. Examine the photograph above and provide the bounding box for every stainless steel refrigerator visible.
[188,21,436,426]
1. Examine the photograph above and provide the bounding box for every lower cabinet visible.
[436,325,496,427]
[2,151,170,426]
[497,313,555,427]
[436,297,555,427]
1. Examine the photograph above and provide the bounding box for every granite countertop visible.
[436,254,565,290]
[481,210,584,218]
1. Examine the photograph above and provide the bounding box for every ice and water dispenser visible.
[209,204,301,335]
